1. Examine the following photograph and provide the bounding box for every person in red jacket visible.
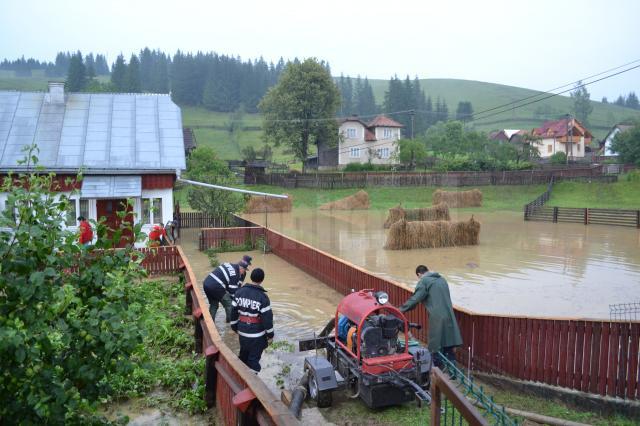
[77,216,93,246]
[148,223,168,247]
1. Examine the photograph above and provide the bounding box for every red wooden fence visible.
[249,227,640,400]
[138,246,182,275]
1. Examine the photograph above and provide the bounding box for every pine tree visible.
[601,97,608,104]
[139,48,153,92]
[66,51,87,92]
[125,54,141,92]
[625,92,639,110]
[95,54,110,75]
[614,95,626,106]
[110,54,127,91]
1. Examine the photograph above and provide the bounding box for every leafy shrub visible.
[0,148,147,422]
[549,152,567,165]
[624,169,640,182]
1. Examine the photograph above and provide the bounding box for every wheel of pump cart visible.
[308,370,333,408]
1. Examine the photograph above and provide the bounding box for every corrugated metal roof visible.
[81,175,141,198]
[0,91,185,172]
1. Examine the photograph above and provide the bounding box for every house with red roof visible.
[532,118,592,159]
[338,115,403,166]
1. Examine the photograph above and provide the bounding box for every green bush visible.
[0,148,147,423]
[549,152,567,165]
[624,169,640,182]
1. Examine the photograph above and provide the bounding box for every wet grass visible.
[100,277,213,422]
[479,380,637,426]
[549,174,640,209]
[244,184,547,212]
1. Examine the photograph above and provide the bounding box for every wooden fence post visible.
[584,208,588,225]
[637,210,640,228]
[553,207,558,223]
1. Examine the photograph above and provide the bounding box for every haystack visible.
[245,194,293,213]
[384,217,480,250]
[432,189,482,208]
[383,203,451,228]
[319,190,370,210]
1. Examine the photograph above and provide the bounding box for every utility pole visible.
[409,109,415,139]
[565,114,572,165]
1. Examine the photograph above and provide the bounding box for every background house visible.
[489,129,521,142]
[338,115,403,166]
[532,118,592,159]
[0,82,186,246]
[600,123,632,156]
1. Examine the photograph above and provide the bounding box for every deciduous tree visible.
[259,58,340,171]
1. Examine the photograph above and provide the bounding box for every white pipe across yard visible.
[177,178,289,199]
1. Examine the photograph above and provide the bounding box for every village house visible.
[531,117,592,159]
[488,129,522,142]
[600,123,632,156]
[0,82,186,247]
[338,115,403,166]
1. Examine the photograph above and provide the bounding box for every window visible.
[142,197,163,224]
[349,147,360,158]
[376,147,390,159]
[383,128,392,138]
[346,128,357,138]
[79,199,89,219]
[577,143,581,152]
[547,145,552,153]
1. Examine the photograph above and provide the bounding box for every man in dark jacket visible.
[400,265,462,367]
[230,268,273,373]
[203,259,249,322]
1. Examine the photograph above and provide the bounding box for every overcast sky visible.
[2,0,639,100]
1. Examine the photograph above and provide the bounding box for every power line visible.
[469,63,640,123]
[458,57,640,121]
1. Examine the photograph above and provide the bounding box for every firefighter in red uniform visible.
[77,216,93,246]
[148,223,167,247]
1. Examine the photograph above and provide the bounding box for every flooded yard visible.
[242,209,640,320]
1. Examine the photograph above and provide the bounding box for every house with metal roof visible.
[0,82,186,246]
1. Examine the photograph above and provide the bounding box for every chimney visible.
[48,81,65,104]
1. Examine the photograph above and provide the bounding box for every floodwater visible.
[242,210,640,320]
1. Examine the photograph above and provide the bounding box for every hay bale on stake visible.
[384,216,480,250]
[432,189,482,208]
[245,194,293,213]
[383,203,451,228]
[319,190,370,210]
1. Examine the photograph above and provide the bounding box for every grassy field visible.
[243,184,546,212]
[549,176,640,209]
[175,175,640,212]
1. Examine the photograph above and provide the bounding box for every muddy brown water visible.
[242,209,640,320]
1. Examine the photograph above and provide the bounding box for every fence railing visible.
[523,178,554,220]
[255,167,605,188]
[178,212,242,229]
[431,367,489,426]
[198,227,265,251]
[138,246,182,275]
[212,223,638,401]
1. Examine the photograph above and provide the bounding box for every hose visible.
[288,371,309,419]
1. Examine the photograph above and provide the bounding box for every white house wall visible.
[338,122,366,165]
[537,137,585,158]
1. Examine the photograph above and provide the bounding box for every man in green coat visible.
[400,265,462,367]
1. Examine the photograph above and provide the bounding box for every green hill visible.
[367,78,640,139]
[2,71,639,161]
